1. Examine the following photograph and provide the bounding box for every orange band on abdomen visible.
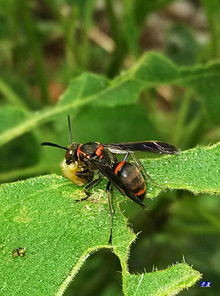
[135,188,146,196]
[114,161,125,175]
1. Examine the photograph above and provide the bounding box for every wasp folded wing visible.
[104,141,180,155]
[89,159,146,208]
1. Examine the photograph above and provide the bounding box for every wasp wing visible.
[89,159,146,208]
[104,141,180,155]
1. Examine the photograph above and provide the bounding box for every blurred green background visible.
[0,0,220,295]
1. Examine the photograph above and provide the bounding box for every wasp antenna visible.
[41,142,68,151]
[67,115,73,145]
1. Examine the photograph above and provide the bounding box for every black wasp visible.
[42,116,180,244]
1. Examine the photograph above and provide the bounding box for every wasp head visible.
[65,143,78,164]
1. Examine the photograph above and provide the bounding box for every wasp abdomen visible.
[114,161,146,201]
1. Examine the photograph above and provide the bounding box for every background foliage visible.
[0,0,220,295]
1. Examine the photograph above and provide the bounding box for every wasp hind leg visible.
[106,181,114,244]
[130,154,163,189]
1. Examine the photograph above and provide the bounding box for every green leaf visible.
[1,52,220,147]
[178,62,220,124]
[58,73,108,106]
[67,105,160,143]
[201,0,220,58]
[0,106,40,173]
[0,105,29,135]
[144,142,220,197]
[133,0,174,27]
[134,52,179,83]
[0,175,135,296]
[124,263,201,296]
[165,24,199,66]
[2,142,216,295]
[0,172,201,296]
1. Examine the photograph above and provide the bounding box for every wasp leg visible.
[112,152,119,163]
[122,151,144,171]
[75,176,102,202]
[122,151,129,162]
[122,151,140,164]
[143,171,163,189]
[75,169,94,182]
[130,154,163,189]
[75,168,89,176]
[106,181,114,244]
[75,196,90,202]
[84,176,102,196]
[122,151,139,165]
[130,153,144,170]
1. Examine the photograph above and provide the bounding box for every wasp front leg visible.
[75,169,94,184]
[83,175,103,197]
[75,172,102,202]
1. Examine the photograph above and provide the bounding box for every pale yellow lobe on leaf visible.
[60,159,87,186]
